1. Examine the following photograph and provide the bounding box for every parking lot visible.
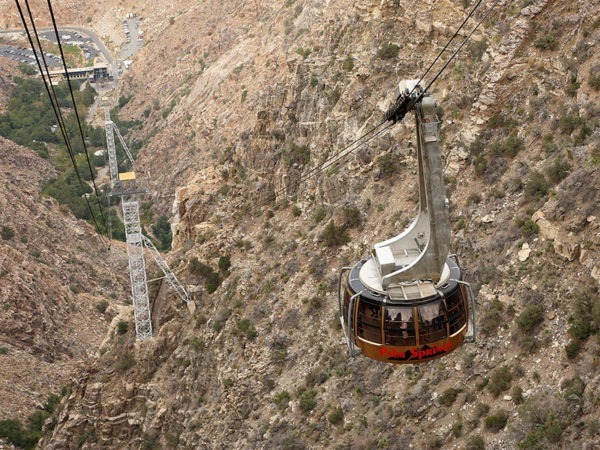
[0,44,62,68]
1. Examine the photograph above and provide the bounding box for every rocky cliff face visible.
[21,0,600,448]
[0,136,130,422]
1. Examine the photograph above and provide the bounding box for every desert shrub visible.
[377,43,400,59]
[291,205,301,217]
[305,368,329,387]
[465,435,485,450]
[376,152,404,178]
[95,300,109,314]
[467,192,482,205]
[516,218,540,236]
[488,365,512,397]
[296,47,311,59]
[468,39,488,60]
[516,304,544,333]
[218,255,231,272]
[524,171,550,202]
[283,143,310,167]
[117,320,129,335]
[342,56,354,71]
[343,206,362,228]
[186,336,205,351]
[1,226,15,240]
[152,215,172,250]
[439,388,459,407]
[517,394,569,448]
[546,158,571,184]
[116,352,134,372]
[313,207,327,223]
[189,257,221,293]
[0,418,39,449]
[328,407,344,425]
[535,33,558,50]
[237,319,257,341]
[565,282,599,358]
[321,220,350,247]
[589,67,600,91]
[512,385,524,404]
[479,299,504,336]
[559,114,583,135]
[473,155,487,175]
[485,409,509,431]
[297,388,317,414]
[273,391,291,410]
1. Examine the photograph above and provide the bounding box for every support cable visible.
[252,119,388,212]
[408,0,486,100]
[15,0,109,247]
[45,0,108,225]
[253,0,499,215]
[419,0,501,98]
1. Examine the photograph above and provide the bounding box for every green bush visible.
[283,143,310,167]
[273,391,291,410]
[546,158,571,184]
[376,152,404,178]
[589,68,600,91]
[516,304,544,333]
[298,388,317,414]
[292,205,302,217]
[439,388,459,407]
[535,33,558,50]
[559,114,583,135]
[1,225,15,240]
[518,218,540,236]
[465,435,485,450]
[296,47,311,59]
[342,56,354,71]
[321,220,350,247]
[313,207,327,223]
[343,206,362,228]
[116,352,134,372]
[488,365,512,397]
[151,215,172,250]
[95,300,109,314]
[377,43,400,59]
[117,320,129,335]
[525,171,550,202]
[189,258,221,293]
[0,419,38,449]
[18,63,37,75]
[485,409,509,431]
[328,406,344,425]
[237,319,257,341]
[218,255,231,272]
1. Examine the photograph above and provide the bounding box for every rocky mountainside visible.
[0,135,130,423]
[3,0,599,448]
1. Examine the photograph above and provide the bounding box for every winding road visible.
[1,26,116,80]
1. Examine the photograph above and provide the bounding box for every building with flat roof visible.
[46,59,111,84]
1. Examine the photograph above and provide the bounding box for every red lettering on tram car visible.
[378,342,453,361]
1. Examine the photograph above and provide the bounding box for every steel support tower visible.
[104,108,190,340]
[122,200,153,339]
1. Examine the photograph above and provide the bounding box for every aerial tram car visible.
[338,80,476,364]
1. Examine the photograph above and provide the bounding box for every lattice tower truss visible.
[122,200,153,339]
[104,108,119,185]
[104,108,190,340]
